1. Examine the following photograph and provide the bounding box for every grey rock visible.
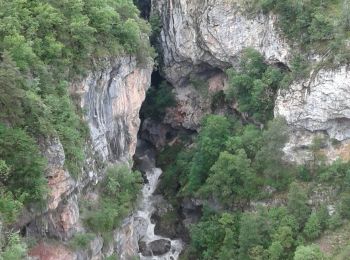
[139,241,152,256]
[152,0,290,130]
[72,57,153,162]
[154,0,289,86]
[275,66,350,162]
[149,239,171,256]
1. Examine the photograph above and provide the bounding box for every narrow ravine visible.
[132,140,183,259]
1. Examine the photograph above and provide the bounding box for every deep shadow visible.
[133,0,151,19]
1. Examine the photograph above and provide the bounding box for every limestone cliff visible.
[27,57,152,259]
[275,66,350,163]
[153,0,290,130]
[73,57,152,162]
[153,0,350,165]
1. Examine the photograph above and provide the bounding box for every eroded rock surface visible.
[154,0,289,86]
[153,0,290,130]
[275,66,350,162]
[72,57,152,162]
[25,57,152,257]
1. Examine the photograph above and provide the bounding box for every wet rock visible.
[151,197,188,240]
[139,241,152,256]
[149,239,171,256]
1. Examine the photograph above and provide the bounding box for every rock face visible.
[275,66,350,162]
[72,57,152,162]
[27,56,152,258]
[154,0,350,164]
[41,137,76,211]
[276,66,350,141]
[154,0,289,85]
[153,0,290,130]
[149,239,171,256]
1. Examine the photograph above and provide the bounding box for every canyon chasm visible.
[3,0,350,259]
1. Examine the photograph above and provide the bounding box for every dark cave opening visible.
[139,69,170,122]
[133,0,152,20]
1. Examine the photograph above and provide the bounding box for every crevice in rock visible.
[133,0,151,19]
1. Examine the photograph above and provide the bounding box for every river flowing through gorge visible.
[117,140,183,259]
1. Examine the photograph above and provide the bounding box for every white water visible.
[136,166,183,260]
[116,142,183,259]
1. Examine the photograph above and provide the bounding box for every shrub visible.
[226,48,286,123]
[294,244,325,260]
[0,191,23,224]
[287,182,311,227]
[0,232,27,259]
[141,81,176,121]
[340,192,350,219]
[328,211,343,230]
[303,213,322,240]
[0,124,47,203]
[84,165,142,233]
[69,233,95,250]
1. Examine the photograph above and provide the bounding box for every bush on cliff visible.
[84,165,142,234]
[0,0,153,218]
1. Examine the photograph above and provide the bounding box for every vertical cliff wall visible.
[152,0,350,164]
[152,0,290,130]
[275,66,350,163]
[27,57,152,259]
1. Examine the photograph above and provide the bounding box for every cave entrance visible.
[133,0,151,19]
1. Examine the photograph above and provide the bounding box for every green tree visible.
[255,118,293,190]
[226,48,285,122]
[0,124,47,203]
[294,244,325,260]
[287,182,311,227]
[200,150,257,207]
[303,213,322,240]
[239,212,271,260]
[267,225,296,259]
[186,115,231,192]
[190,212,238,260]
[225,124,263,160]
[316,204,330,231]
[268,241,284,260]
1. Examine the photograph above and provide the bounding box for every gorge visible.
[1,0,350,259]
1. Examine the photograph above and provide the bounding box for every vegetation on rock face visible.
[0,0,153,223]
[83,165,142,234]
[156,45,350,258]
[253,0,350,66]
[69,233,95,250]
[0,232,28,259]
[141,81,176,121]
[226,48,287,123]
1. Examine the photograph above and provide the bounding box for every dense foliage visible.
[158,43,350,260]
[82,165,142,234]
[0,232,27,259]
[158,112,350,259]
[253,0,350,65]
[0,0,152,223]
[141,81,176,121]
[226,48,286,123]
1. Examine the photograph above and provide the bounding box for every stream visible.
[117,140,183,259]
